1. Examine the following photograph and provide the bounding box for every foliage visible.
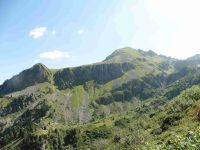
[2,48,200,149]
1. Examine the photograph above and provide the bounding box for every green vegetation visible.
[1,47,200,149]
[0,63,52,95]
[71,86,84,108]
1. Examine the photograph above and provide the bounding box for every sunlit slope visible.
[1,47,200,149]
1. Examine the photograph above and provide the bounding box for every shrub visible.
[160,114,182,131]
[85,125,112,140]
[96,92,113,105]
[114,118,130,128]
[196,108,200,120]
[64,128,80,148]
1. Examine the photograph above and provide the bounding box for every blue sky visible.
[1,0,200,84]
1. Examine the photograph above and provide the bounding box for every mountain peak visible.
[33,63,46,67]
[113,47,137,53]
[32,63,49,70]
[0,63,52,95]
[174,54,200,71]
[188,54,200,60]
[146,50,157,56]
[103,47,140,63]
[103,47,159,63]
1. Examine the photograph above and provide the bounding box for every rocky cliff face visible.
[0,48,175,95]
[2,47,200,149]
[54,62,135,89]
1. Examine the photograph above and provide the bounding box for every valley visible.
[1,47,200,149]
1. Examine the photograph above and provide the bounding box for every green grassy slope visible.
[1,83,200,149]
[1,47,200,149]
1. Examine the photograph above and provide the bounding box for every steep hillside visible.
[1,47,200,149]
[0,63,52,95]
[104,47,175,74]
[174,54,200,71]
[54,62,135,89]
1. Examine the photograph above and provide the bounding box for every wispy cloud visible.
[77,29,85,35]
[39,50,70,60]
[33,59,40,63]
[29,27,47,39]
[51,30,57,35]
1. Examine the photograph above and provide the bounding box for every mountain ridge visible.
[0,47,200,95]
[1,47,200,149]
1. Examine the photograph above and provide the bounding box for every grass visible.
[0,97,11,109]
[1,50,199,149]
[2,84,200,149]
[71,85,84,108]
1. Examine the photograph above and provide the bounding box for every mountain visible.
[174,54,200,71]
[0,47,175,95]
[1,47,200,149]
[0,63,52,95]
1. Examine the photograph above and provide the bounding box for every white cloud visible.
[39,50,70,60]
[29,27,47,39]
[52,30,57,35]
[77,29,85,34]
